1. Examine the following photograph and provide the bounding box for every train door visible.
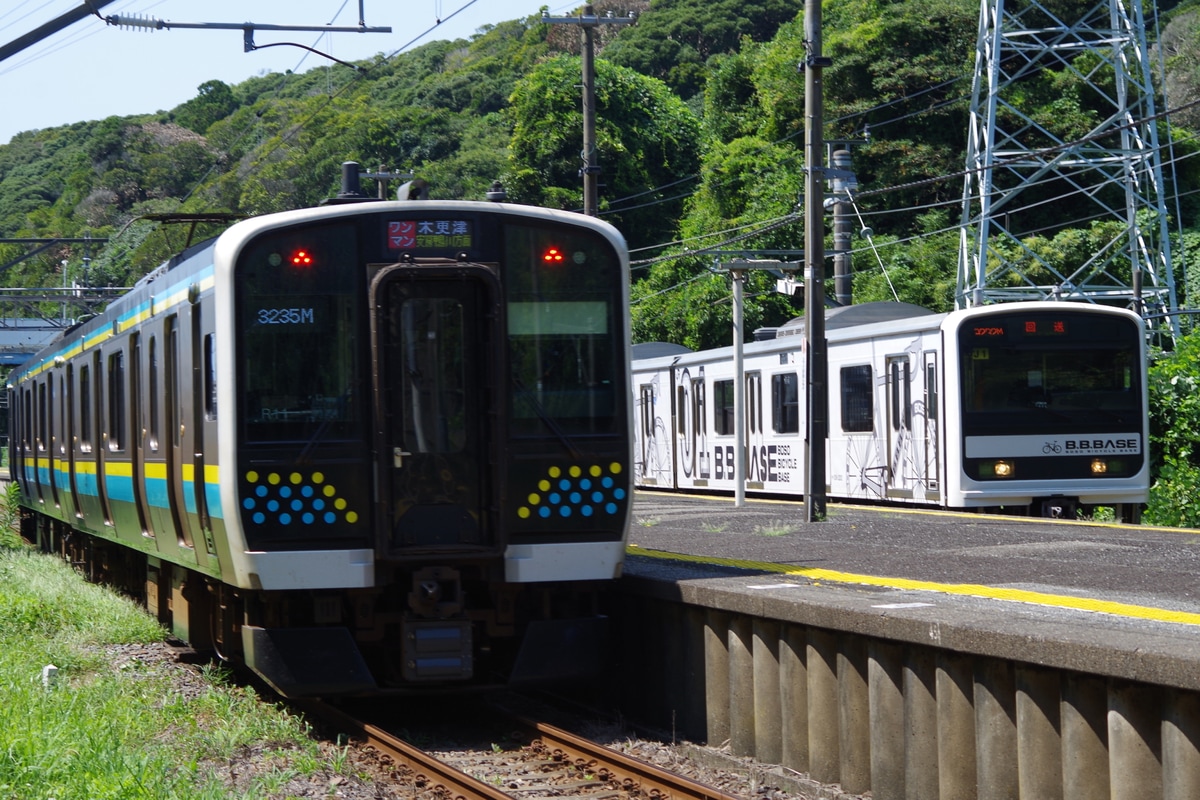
[58,373,74,518]
[47,375,60,509]
[35,380,47,506]
[165,317,195,549]
[637,383,657,484]
[885,353,913,497]
[131,334,153,536]
[96,351,114,526]
[66,364,80,518]
[674,368,704,483]
[744,371,766,487]
[145,333,174,540]
[682,367,709,484]
[370,265,497,555]
[922,351,941,498]
[73,358,107,528]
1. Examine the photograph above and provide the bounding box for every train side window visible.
[925,358,938,421]
[676,386,685,435]
[890,358,912,429]
[23,388,32,452]
[772,372,800,433]
[841,365,874,433]
[204,334,217,420]
[149,336,159,452]
[746,372,761,434]
[714,379,735,435]
[108,351,126,451]
[79,365,92,453]
[37,381,47,451]
[639,385,654,438]
[691,377,706,434]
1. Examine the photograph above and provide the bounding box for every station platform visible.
[621,491,1200,691]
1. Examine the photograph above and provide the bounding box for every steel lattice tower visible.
[957,0,1179,336]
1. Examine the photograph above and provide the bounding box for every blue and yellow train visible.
[8,182,633,695]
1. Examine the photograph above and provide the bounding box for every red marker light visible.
[542,247,566,264]
[291,249,314,267]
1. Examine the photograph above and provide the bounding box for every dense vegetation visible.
[2,0,1199,520]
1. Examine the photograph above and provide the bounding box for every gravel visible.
[96,642,867,799]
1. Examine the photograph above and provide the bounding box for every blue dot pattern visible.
[517,462,626,521]
[241,470,360,526]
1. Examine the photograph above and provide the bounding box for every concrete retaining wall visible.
[609,570,1200,799]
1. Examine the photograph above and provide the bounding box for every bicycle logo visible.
[1042,442,1062,454]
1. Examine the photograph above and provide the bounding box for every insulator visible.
[107,14,165,31]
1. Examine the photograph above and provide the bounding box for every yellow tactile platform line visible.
[627,545,1200,627]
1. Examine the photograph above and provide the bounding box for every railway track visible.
[297,699,745,800]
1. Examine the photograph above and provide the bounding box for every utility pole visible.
[542,5,634,216]
[802,0,831,522]
[715,256,802,509]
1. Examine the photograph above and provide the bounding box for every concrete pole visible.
[803,0,828,521]
[733,269,746,508]
[581,6,598,216]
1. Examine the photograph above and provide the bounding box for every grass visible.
[753,519,796,537]
[0,487,369,799]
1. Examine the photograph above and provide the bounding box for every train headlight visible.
[991,460,1015,478]
[1090,458,1108,475]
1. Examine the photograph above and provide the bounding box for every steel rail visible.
[296,700,513,800]
[300,698,745,800]
[527,719,744,800]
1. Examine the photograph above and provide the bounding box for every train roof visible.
[631,342,694,360]
[775,301,938,336]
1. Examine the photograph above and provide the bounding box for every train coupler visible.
[1039,497,1078,519]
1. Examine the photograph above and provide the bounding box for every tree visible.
[173,81,238,135]
[507,55,701,248]
[1146,330,1200,527]
[602,0,799,99]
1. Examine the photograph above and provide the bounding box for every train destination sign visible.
[387,219,473,250]
[971,318,1070,338]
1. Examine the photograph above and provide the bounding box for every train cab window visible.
[393,296,469,455]
[236,222,364,443]
[841,365,874,433]
[504,222,624,437]
[108,352,125,451]
[79,365,92,452]
[772,372,800,433]
[714,380,735,435]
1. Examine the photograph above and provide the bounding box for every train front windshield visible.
[504,228,623,437]
[960,311,1142,434]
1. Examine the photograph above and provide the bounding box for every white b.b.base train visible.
[633,301,1149,521]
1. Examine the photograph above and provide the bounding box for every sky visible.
[0,0,580,145]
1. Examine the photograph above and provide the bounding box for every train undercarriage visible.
[22,511,608,696]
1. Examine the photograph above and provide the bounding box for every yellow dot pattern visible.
[517,462,627,521]
[241,469,360,527]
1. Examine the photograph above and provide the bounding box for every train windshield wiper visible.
[511,376,586,459]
